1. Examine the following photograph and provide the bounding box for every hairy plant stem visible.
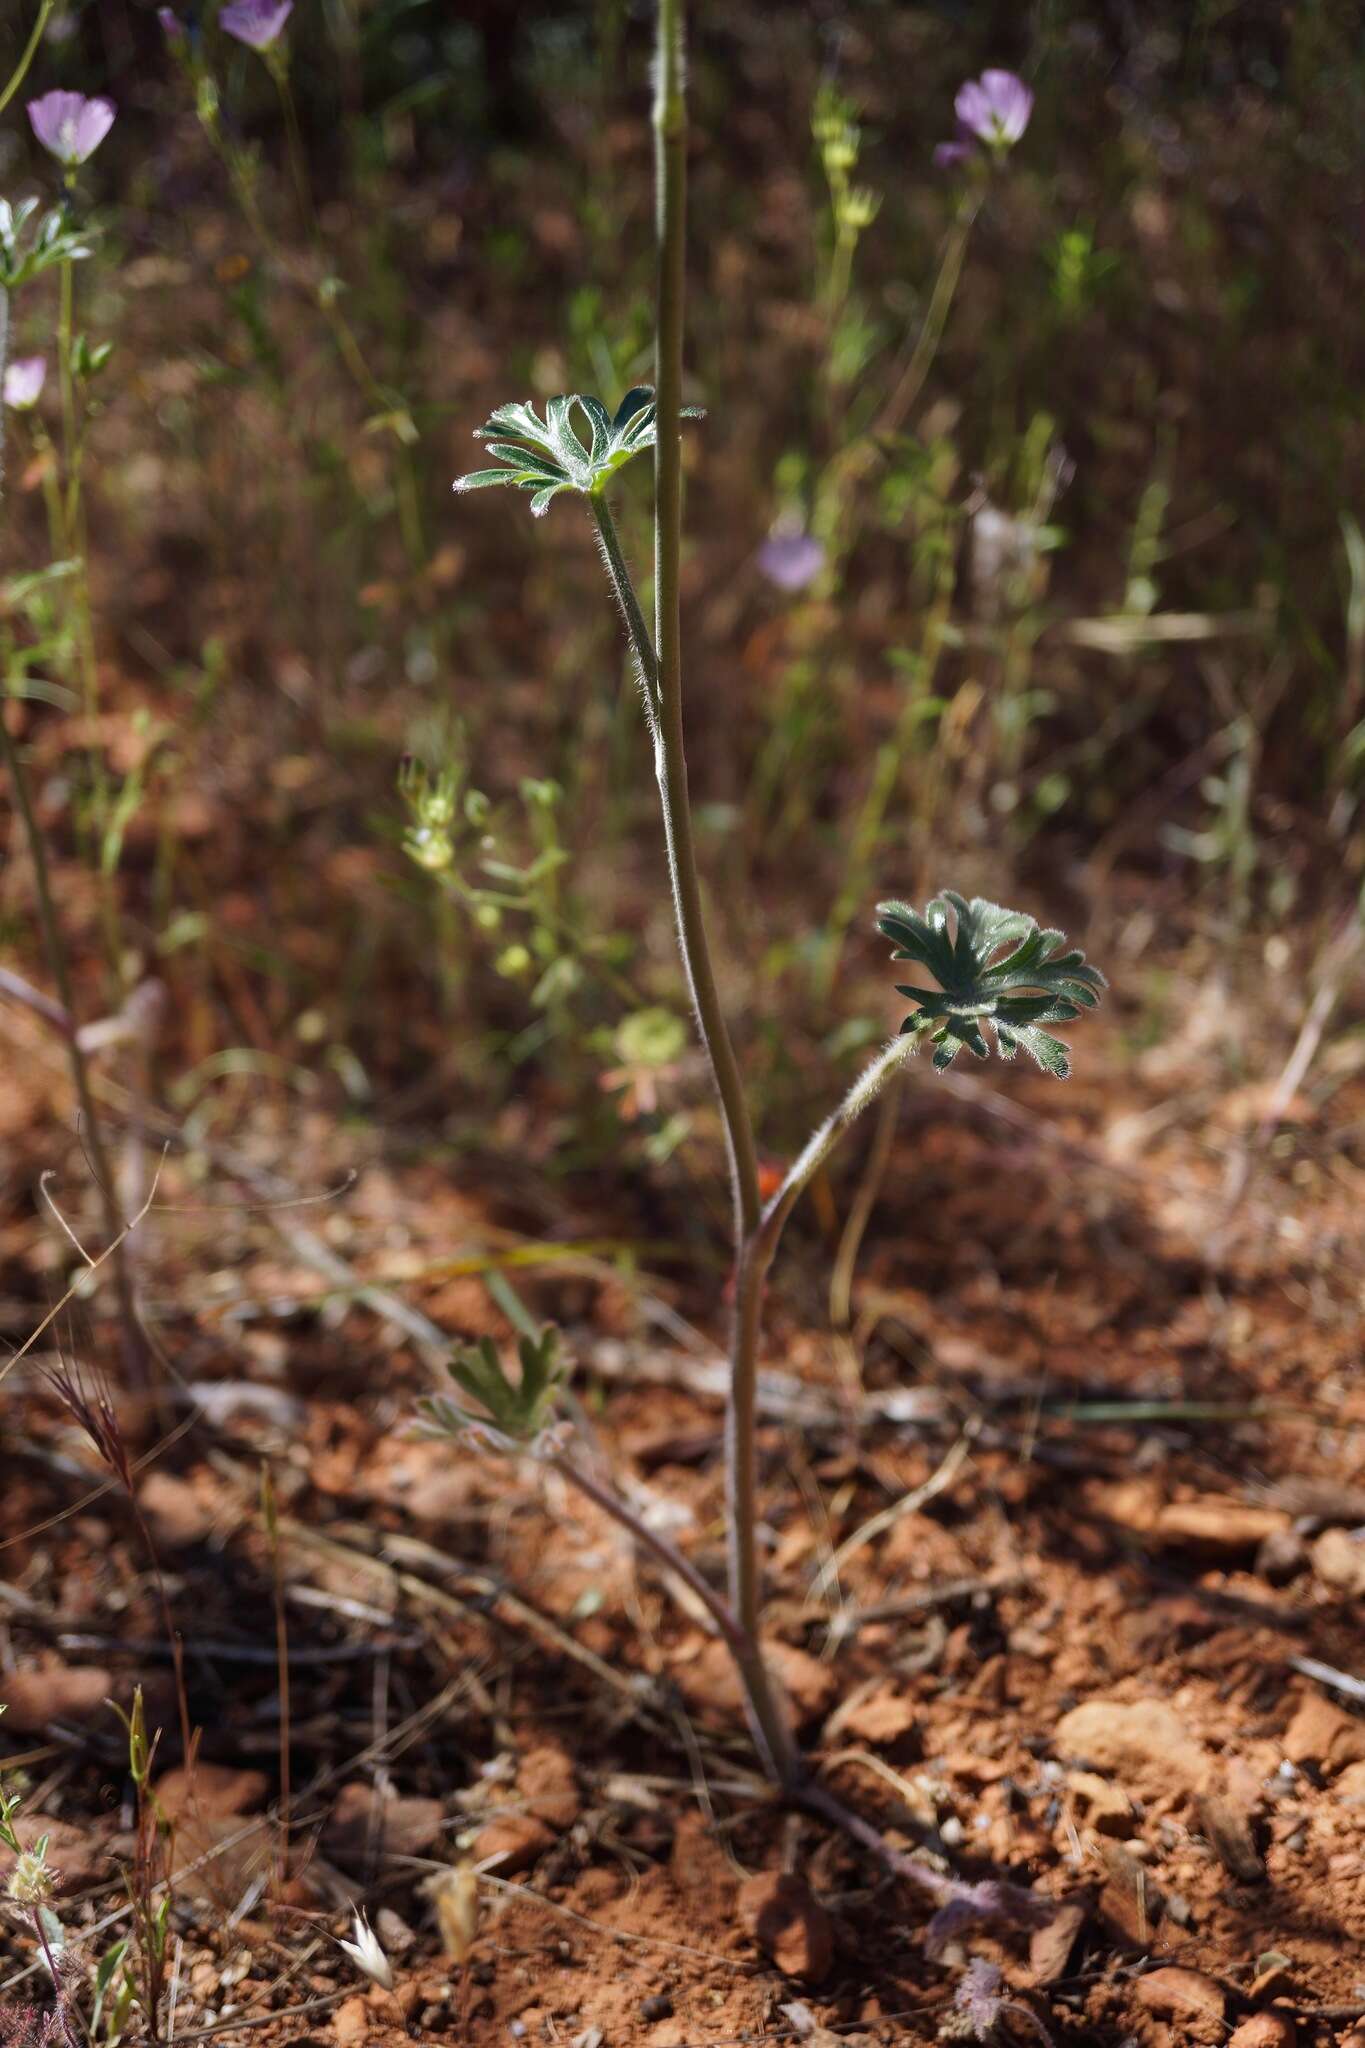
[758,1034,916,1259]
[652,0,802,1785]
[30,1903,81,2048]
[589,495,659,716]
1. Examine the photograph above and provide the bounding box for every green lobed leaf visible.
[416,1324,566,1444]
[453,388,705,515]
[877,889,1105,1078]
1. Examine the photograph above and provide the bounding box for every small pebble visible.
[641,1994,674,2022]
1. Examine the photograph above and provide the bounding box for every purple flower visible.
[3,357,46,411]
[934,136,977,171]
[157,8,186,39]
[954,69,1034,150]
[26,90,117,166]
[219,0,293,50]
[757,528,825,594]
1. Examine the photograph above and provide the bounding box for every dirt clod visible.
[472,1812,555,1874]
[1228,2014,1297,2048]
[1311,1527,1365,1599]
[1028,1900,1087,1985]
[1133,1966,1225,2041]
[1055,1698,1208,1794]
[1199,1788,1266,1883]
[139,1469,217,1547]
[737,1871,834,1982]
[331,1994,373,2045]
[154,1763,269,1823]
[518,1744,582,1829]
[679,1639,837,1730]
[1068,1768,1133,1835]
[1282,1694,1365,1775]
[325,1781,447,1863]
[0,1663,115,1731]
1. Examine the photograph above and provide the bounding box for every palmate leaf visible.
[415,1325,566,1445]
[876,889,1105,1078]
[452,388,703,517]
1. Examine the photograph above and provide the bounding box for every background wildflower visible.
[219,0,293,51]
[757,528,825,592]
[934,136,977,170]
[3,357,47,410]
[26,90,116,166]
[954,69,1033,150]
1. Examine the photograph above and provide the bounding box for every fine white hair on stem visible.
[758,1033,918,1258]
[590,511,661,743]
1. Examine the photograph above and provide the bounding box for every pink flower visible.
[219,0,293,50]
[757,529,825,593]
[954,70,1033,150]
[3,357,46,410]
[26,90,116,166]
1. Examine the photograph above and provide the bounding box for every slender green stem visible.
[589,495,659,720]
[0,0,54,117]
[815,180,983,558]
[875,185,982,443]
[270,58,317,243]
[0,281,7,500]
[757,1033,916,1265]
[651,3,760,1248]
[55,254,117,953]
[588,506,796,1775]
[57,259,77,488]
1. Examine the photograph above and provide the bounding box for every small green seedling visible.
[417,1326,565,1446]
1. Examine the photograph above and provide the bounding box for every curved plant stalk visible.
[649,0,798,1782]
[0,0,54,119]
